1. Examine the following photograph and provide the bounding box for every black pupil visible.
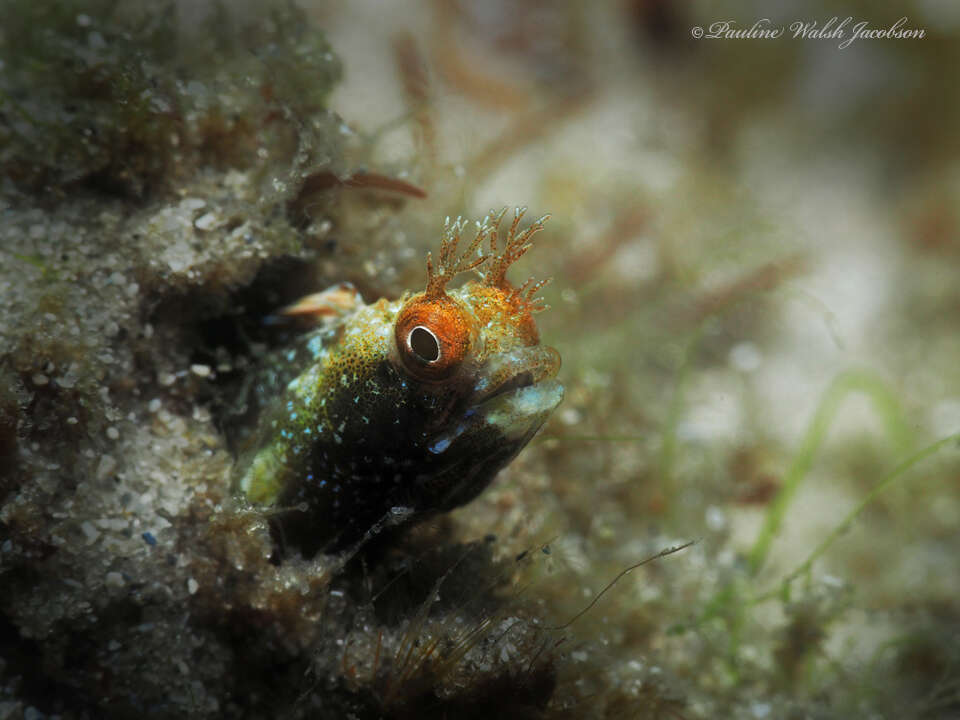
[409,326,440,362]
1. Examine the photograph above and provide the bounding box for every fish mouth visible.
[478,369,533,402]
[471,377,564,441]
[469,345,561,404]
[427,345,563,455]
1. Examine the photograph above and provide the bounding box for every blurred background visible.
[310,0,960,715]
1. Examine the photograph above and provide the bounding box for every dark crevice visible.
[0,611,95,717]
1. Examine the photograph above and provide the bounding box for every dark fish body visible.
[233,210,562,553]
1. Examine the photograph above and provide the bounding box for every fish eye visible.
[394,294,471,381]
[408,326,441,363]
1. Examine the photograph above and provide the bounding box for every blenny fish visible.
[232,208,562,553]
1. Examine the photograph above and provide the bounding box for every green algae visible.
[748,369,915,575]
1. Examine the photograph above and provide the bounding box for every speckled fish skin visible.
[232,209,562,552]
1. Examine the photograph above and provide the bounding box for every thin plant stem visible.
[751,432,960,604]
[747,370,913,576]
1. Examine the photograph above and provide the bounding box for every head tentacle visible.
[481,207,551,290]
[423,208,552,316]
[424,215,490,298]
[513,275,552,314]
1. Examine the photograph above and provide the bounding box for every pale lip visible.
[469,345,561,404]
[475,378,564,442]
[427,345,563,455]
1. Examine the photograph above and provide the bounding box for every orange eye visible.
[394,294,471,381]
